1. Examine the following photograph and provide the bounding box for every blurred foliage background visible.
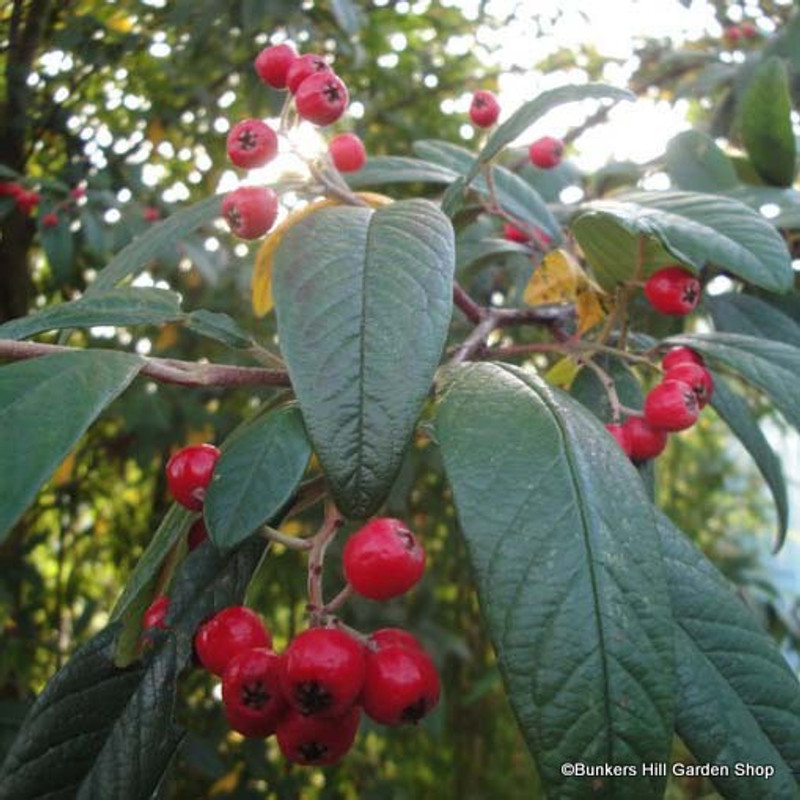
[1,1,799,797]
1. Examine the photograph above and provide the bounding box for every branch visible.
[0,338,291,388]
[452,282,485,324]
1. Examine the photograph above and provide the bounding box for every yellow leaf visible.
[52,451,77,487]
[154,323,180,352]
[576,286,607,334]
[544,357,580,387]
[523,250,581,306]
[251,192,393,317]
[145,118,165,145]
[210,766,241,796]
[523,249,607,333]
[107,12,134,33]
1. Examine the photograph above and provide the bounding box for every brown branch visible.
[0,338,291,388]
[453,282,485,324]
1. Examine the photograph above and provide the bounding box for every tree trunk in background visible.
[1,0,52,322]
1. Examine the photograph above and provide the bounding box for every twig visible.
[451,311,499,364]
[285,475,328,520]
[322,584,353,615]
[307,501,344,622]
[578,357,624,424]
[0,338,291,388]
[260,525,313,551]
[452,282,485,324]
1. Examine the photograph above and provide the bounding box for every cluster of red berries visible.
[150,605,440,767]
[606,346,714,461]
[0,182,42,216]
[725,21,759,44]
[221,42,366,242]
[468,89,564,170]
[150,443,440,765]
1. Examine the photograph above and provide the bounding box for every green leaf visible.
[0,538,265,800]
[435,362,674,799]
[330,0,363,36]
[569,357,654,498]
[657,512,800,798]
[456,236,531,272]
[709,292,800,350]
[109,504,195,664]
[345,156,458,188]
[273,200,455,518]
[665,332,800,431]
[0,288,184,341]
[665,130,739,193]
[709,373,788,552]
[569,357,643,423]
[204,405,312,549]
[414,140,562,242]
[468,84,633,180]
[571,190,793,292]
[0,351,143,542]
[80,208,110,257]
[40,216,75,284]
[87,194,222,294]
[184,309,254,349]
[739,57,797,187]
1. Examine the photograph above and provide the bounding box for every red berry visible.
[280,628,365,717]
[726,25,742,44]
[222,186,278,240]
[286,53,331,94]
[503,223,529,243]
[166,443,220,510]
[644,379,699,432]
[194,606,272,677]
[741,22,758,39]
[295,72,349,126]
[329,133,366,172]
[41,212,59,228]
[644,267,700,316]
[605,423,632,457]
[665,363,714,408]
[0,182,23,198]
[662,346,704,371]
[143,206,160,222]
[469,90,500,127]
[362,646,440,726]
[528,136,564,169]
[16,190,41,215]
[623,417,669,461]
[254,43,297,89]
[222,648,288,737]
[343,518,425,601]
[369,628,424,653]
[277,706,360,766]
[226,119,278,169]
[70,186,87,200]
[187,518,208,551]
[142,595,170,631]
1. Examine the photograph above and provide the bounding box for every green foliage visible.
[0,351,143,540]
[657,511,800,798]
[739,57,797,187]
[272,200,455,517]
[204,404,312,549]
[0,289,184,341]
[435,362,675,799]
[572,191,793,292]
[0,537,265,799]
[2,2,800,799]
